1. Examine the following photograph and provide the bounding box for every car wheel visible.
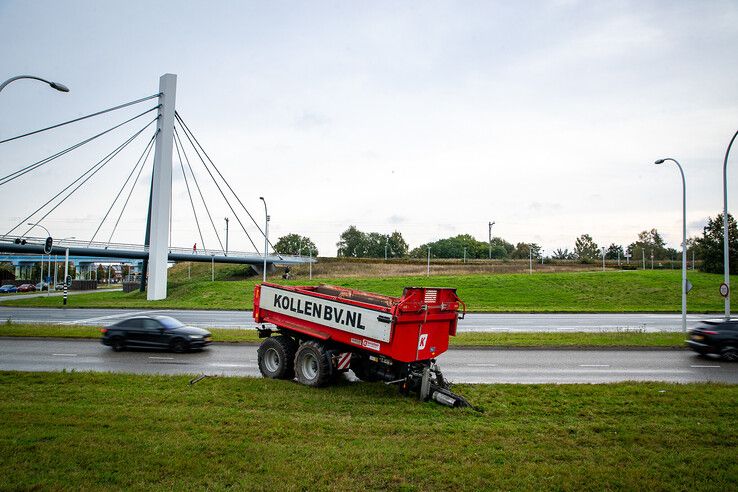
[257,336,298,380]
[111,337,125,352]
[294,341,332,387]
[171,338,188,353]
[720,346,738,362]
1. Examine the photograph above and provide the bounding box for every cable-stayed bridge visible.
[0,74,310,299]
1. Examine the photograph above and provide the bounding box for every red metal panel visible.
[253,282,462,363]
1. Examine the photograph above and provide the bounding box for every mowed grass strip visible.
[0,372,736,490]
[0,323,686,347]
[2,270,734,312]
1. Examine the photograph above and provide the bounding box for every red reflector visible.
[703,330,718,335]
[100,328,107,334]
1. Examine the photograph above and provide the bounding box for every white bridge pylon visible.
[147,73,177,301]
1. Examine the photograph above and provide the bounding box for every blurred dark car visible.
[686,319,738,361]
[16,284,36,292]
[101,315,212,353]
[0,284,17,293]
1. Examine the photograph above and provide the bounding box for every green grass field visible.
[1,372,735,490]
[0,323,687,347]
[1,269,734,312]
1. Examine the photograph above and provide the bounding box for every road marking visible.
[579,364,610,367]
[690,365,720,368]
[209,363,250,368]
[467,363,498,367]
[148,356,174,360]
[68,309,163,325]
[52,353,77,357]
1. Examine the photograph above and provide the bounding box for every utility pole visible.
[63,248,69,305]
[601,247,606,272]
[224,217,229,256]
[463,247,467,264]
[642,249,645,270]
[309,247,313,280]
[651,249,654,270]
[385,235,389,261]
[529,246,532,274]
[427,246,431,276]
[488,221,495,259]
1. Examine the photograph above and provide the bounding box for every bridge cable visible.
[173,130,208,253]
[0,94,160,145]
[173,119,260,252]
[173,126,224,253]
[5,118,157,239]
[175,112,283,259]
[0,105,159,187]
[88,132,158,246]
[105,131,158,246]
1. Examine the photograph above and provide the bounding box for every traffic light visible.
[44,236,53,254]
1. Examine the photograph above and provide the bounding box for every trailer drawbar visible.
[252,282,471,408]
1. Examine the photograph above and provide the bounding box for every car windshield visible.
[156,316,185,329]
[2,285,13,288]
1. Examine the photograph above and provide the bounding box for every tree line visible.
[273,212,738,274]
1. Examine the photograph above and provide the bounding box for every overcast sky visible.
[1,1,737,256]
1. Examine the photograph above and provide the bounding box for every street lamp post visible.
[60,237,75,305]
[722,130,738,319]
[259,197,269,283]
[488,221,495,259]
[427,246,431,276]
[224,217,229,256]
[0,75,70,93]
[655,158,688,332]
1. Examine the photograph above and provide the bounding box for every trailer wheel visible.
[258,336,298,380]
[294,341,332,387]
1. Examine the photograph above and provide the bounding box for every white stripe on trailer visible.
[260,285,392,343]
[337,352,351,370]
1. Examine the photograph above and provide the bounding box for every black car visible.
[686,319,738,361]
[101,315,212,353]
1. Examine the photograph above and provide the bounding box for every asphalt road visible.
[1,338,734,383]
[0,306,710,332]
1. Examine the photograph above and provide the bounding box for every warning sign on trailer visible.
[260,285,392,342]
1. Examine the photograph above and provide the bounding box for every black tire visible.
[171,338,188,353]
[257,336,298,380]
[294,341,333,387]
[721,346,738,362]
[111,337,125,352]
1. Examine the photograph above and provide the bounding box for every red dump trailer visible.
[253,282,470,407]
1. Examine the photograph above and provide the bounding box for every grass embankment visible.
[1,372,735,490]
[0,323,687,348]
[3,269,735,313]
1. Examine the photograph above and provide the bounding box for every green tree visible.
[275,233,318,256]
[336,226,367,257]
[605,243,624,260]
[336,226,408,258]
[551,248,574,260]
[627,229,668,261]
[510,242,541,259]
[574,234,599,261]
[694,213,738,274]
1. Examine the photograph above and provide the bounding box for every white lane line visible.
[690,365,721,368]
[148,356,174,360]
[52,353,77,357]
[467,363,498,367]
[67,310,163,325]
[579,364,610,367]
[209,363,251,368]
